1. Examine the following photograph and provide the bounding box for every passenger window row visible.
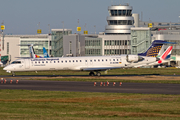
[34,59,121,64]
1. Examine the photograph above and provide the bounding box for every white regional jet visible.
[3,41,173,77]
[4,55,159,76]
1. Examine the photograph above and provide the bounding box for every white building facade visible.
[0,34,51,64]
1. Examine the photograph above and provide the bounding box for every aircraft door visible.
[25,59,30,69]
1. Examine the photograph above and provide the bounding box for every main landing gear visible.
[12,72,16,77]
[89,71,101,76]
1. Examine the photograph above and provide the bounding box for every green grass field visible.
[1,67,180,76]
[0,90,180,120]
[1,67,180,119]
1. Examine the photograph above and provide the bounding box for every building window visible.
[7,42,9,54]
[69,41,72,54]
[104,40,107,45]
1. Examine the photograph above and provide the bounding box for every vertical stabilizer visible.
[158,46,173,64]
[28,44,36,58]
[43,47,49,58]
[138,40,175,57]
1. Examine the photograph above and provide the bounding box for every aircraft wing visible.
[81,67,122,71]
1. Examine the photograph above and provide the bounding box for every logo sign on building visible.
[77,27,81,31]
[84,31,88,34]
[37,29,42,34]
[1,25,5,30]
[148,23,152,28]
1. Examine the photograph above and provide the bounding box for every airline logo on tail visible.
[43,47,49,58]
[35,54,43,58]
[158,46,173,64]
[146,46,162,57]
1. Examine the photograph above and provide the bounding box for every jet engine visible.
[126,55,144,63]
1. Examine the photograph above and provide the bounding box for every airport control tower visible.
[105,3,134,34]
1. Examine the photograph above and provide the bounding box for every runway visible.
[0,78,180,94]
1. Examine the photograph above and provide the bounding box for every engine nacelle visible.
[126,55,144,63]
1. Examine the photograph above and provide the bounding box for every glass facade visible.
[85,37,102,56]
[104,40,131,55]
[51,30,72,57]
[166,40,180,55]
[7,42,9,54]
[131,29,151,55]
[20,40,49,56]
[108,20,134,25]
[110,10,132,16]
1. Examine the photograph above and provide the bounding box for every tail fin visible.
[158,46,173,64]
[43,47,49,58]
[28,44,42,58]
[28,44,36,58]
[138,40,175,57]
[19,44,43,58]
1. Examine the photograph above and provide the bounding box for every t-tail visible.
[138,40,175,57]
[43,47,49,58]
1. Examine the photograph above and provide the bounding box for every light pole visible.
[62,21,64,35]
[1,21,5,50]
[94,25,96,35]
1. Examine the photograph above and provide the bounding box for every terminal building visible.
[0,34,51,64]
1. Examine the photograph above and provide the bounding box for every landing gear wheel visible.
[89,72,95,76]
[96,72,101,77]
[12,72,16,77]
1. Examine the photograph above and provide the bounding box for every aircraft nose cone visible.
[3,66,12,71]
[3,67,7,71]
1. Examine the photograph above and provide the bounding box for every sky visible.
[0,0,180,35]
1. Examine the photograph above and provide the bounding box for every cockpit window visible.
[11,61,21,64]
